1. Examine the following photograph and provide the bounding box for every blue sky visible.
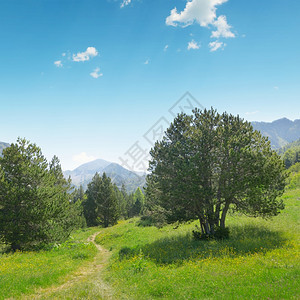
[0,0,299,170]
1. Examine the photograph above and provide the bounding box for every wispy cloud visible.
[188,40,200,50]
[164,45,169,51]
[72,152,96,164]
[245,111,260,116]
[72,47,98,62]
[209,41,226,52]
[90,67,103,79]
[54,60,63,67]
[121,0,132,8]
[144,59,150,65]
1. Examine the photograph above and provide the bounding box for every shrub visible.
[138,207,167,228]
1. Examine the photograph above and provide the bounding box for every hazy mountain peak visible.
[252,118,300,149]
[63,159,145,193]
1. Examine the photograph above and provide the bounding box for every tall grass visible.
[0,227,99,299]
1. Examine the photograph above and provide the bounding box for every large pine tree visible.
[0,138,81,251]
[146,109,287,236]
[84,172,119,227]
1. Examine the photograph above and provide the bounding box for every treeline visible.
[0,138,144,251]
[74,174,145,228]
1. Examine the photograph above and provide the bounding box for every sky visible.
[0,0,299,171]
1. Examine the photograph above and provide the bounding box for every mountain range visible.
[1,117,300,191]
[252,118,300,149]
[63,159,146,193]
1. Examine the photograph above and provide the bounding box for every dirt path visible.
[25,232,113,299]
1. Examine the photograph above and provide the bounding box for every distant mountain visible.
[252,118,300,149]
[64,159,146,193]
[0,141,10,156]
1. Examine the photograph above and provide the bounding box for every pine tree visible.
[97,173,119,227]
[84,173,119,227]
[0,138,81,251]
[146,109,287,236]
[84,173,102,226]
[131,187,145,216]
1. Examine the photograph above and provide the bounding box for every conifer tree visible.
[84,173,119,227]
[146,109,287,236]
[0,138,81,251]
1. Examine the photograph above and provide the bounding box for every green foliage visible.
[287,162,300,189]
[282,147,300,169]
[146,108,287,237]
[0,138,82,251]
[277,138,300,168]
[114,183,127,219]
[138,206,167,228]
[84,172,119,227]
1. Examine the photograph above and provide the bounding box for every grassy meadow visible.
[95,188,300,299]
[0,227,100,300]
[0,189,299,299]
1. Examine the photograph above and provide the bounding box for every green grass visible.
[1,190,299,299]
[0,227,100,300]
[95,189,300,299]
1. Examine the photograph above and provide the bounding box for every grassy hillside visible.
[95,189,300,299]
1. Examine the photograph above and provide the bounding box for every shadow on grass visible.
[119,225,287,265]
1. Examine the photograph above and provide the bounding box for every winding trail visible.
[25,232,113,299]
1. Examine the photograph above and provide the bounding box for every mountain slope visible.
[277,138,300,155]
[252,118,300,149]
[64,159,146,193]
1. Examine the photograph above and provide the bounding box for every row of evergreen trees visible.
[0,138,145,251]
[74,173,145,228]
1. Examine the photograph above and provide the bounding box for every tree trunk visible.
[220,201,230,229]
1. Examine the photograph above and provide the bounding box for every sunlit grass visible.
[95,189,300,299]
[0,227,99,300]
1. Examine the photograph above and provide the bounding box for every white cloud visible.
[144,59,150,65]
[211,15,235,38]
[166,0,227,26]
[90,67,103,79]
[245,111,260,116]
[274,86,279,90]
[209,41,226,52]
[72,47,98,62]
[121,0,131,8]
[164,45,169,51]
[62,53,66,57]
[166,0,235,41]
[188,40,200,50]
[54,60,63,67]
[72,152,96,164]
